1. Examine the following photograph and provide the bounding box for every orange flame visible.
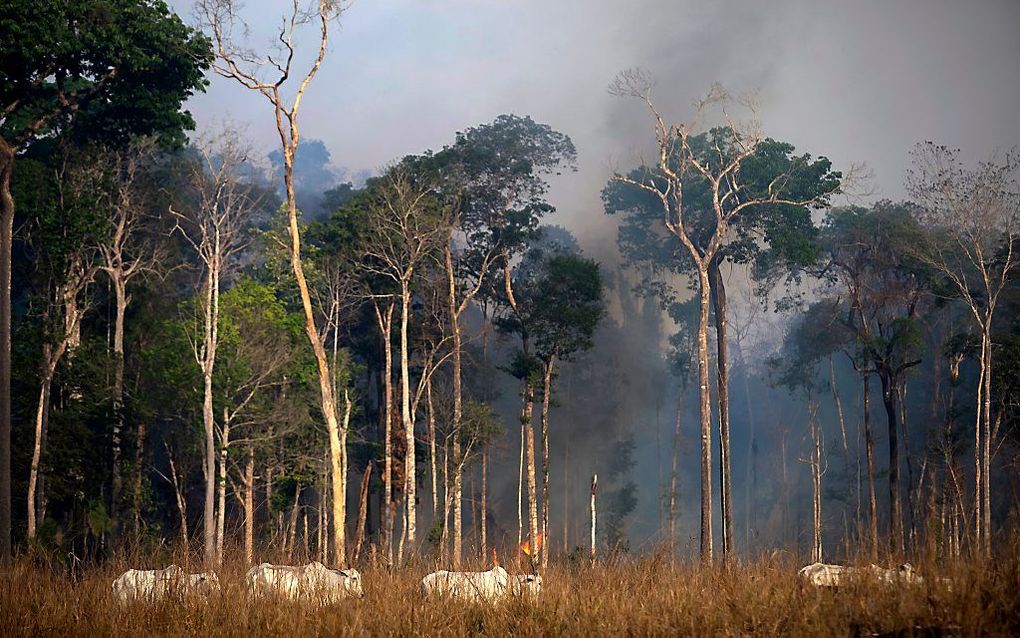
[520,533,544,557]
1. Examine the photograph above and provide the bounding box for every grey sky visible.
[174,0,1020,252]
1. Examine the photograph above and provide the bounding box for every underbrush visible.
[2,549,1018,636]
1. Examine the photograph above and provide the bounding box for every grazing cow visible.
[864,563,924,585]
[420,565,512,602]
[246,562,363,603]
[797,562,851,588]
[112,565,219,603]
[799,562,925,588]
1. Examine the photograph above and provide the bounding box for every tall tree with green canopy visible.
[606,74,843,561]
[496,229,603,571]
[814,203,928,555]
[0,0,211,557]
[426,114,576,567]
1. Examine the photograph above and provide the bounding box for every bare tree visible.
[362,169,447,559]
[171,132,258,566]
[198,0,351,566]
[97,141,165,541]
[907,143,1020,557]
[610,72,844,560]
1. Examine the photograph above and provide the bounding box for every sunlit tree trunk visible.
[427,378,437,518]
[481,450,488,559]
[696,269,713,560]
[244,443,254,564]
[374,303,394,566]
[215,411,230,566]
[540,353,555,570]
[524,381,539,570]
[399,284,416,558]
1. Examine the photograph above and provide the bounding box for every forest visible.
[1,1,1019,635]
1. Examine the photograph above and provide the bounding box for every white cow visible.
[864,563,924,585]
[421,564,542,602]
[798,562,852,588]
[246,562,363,603]
[112,565,220,603]
[799,562,924,588]
[509,573,543,597]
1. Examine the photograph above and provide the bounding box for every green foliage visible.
[1,0,212,148]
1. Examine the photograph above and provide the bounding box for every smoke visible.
[169,0,1020,553]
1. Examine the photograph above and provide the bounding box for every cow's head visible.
[189,571,221,595]
[341,568,364,598]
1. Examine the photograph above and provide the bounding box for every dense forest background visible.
[1,1,1018,571]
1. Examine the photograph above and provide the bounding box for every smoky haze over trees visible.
[0,0,1018,576]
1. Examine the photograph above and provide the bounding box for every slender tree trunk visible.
[0,143,13,559]
[440,439,449,563]
[446,246,465,570]
[742,355,757,551]
[215,411,230,566]
[696,268,714,561]
[27,349,54,539]
[375,305,395,567]
[354,460,372,562]
[280,142,346,569]
[670,390,682,555]
[427,377,437,517]
[480,450,488,558]
[898,385,916,551]
[166,444,189,547]
[808,399,823,563]
[200,260,220,567]
[399,285,416,558]
[880,373,904,555]
[265,465,274,547]
[708,258,732,561]
[863,374,878,560]
[590,474,597,566]
[244,443,254,564]
[107,277,128,542]
[524,380,539,569]
[286,483,302,559]
[334,389,350,565]
[830,358,852,552]
[540,354,555,570]
[981,325,992,556]
[133,420,147,543]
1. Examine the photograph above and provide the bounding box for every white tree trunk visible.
[399,285,416,557]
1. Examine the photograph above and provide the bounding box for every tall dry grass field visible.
[2,546,1019,636]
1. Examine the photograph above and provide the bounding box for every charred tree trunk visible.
[880,372,904,555]
[708,258,732,561]
[863,374,878,560]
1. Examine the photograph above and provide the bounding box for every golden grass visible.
[2,547,1018,637]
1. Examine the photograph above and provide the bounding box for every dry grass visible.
[2,548,1019,637]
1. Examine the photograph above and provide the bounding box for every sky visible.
[171,0,1020,254]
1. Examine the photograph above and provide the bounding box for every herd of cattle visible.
[110,560,930,604]
[111,560,539,604]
